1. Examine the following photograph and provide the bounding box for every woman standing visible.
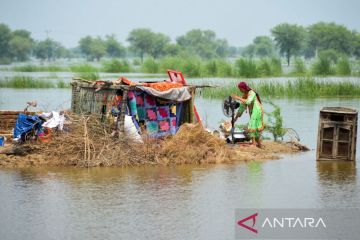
[231,82,265,147]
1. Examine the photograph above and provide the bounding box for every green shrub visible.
[258,59,272,76]
[311,56,334,75]
[235,58,259,78]
[57,80,70,88]
[0,76,55,88]
[133,58,141,66]
[158,56,202,77]
[265,102,287,141]
[205,60,217,76]
[102,59,131,73]
[70,63,99,80]
[11,64,65,72]
[292,58,307,75]
[141,58,160,73]
[159,57,183,72]
[269,58,282,76]
[215,59,233,77]
[70,63,99,73]
[336,57,351,76]
[181,57,202,77]
[75,72,99,81]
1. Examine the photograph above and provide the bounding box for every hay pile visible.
[159,124,230,164]
[0,114,308,168]
[38,114,158,167]
[2,114,230,167]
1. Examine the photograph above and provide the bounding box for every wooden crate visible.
[317,107,358,161]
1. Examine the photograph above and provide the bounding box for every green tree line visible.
[244,22,360,65]
[1,21,360,64]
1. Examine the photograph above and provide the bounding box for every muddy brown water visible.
[0,86,359,240]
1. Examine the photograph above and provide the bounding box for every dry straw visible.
[36,114,230,167]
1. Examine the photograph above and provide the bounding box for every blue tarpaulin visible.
[13,113,43,140]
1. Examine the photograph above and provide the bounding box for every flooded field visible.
[0,75,359,239]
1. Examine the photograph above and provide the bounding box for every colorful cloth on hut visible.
[135,92,180,138]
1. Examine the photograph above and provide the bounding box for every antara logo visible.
[237,213,327,234]
[237,213,258,234]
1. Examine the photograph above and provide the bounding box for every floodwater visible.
[1,80,360,239]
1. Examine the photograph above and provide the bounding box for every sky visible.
[0,0,360,48]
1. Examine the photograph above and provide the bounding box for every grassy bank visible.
[0,76,69,88]
[202,77,360,99]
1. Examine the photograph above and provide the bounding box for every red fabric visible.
[237,82,262,104]
[237,82,251,91]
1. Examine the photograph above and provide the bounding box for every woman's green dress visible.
[236,90,265,138]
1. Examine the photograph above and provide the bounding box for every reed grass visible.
[69,63,99,72]
[102,59,131,73]
[142,58,160,73]
[0,76,70,88]
[336,57,351,76]
[11,64,67,72]
[70,63,100,81]
[202,77,360,99]
[291,58,307,76]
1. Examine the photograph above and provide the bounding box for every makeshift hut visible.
[70,70,200,138]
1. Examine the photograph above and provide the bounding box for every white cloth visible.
[135,86,191,101]
[41,111,65,130]
[124,115,143,143]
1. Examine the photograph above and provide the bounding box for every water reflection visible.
[316,161,358,208]
[317,161,356,183]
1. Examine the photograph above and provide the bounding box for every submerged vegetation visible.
[202,77,360,99]
[9,64,67,72]
[139,57,284,78]
[0,76,69,88]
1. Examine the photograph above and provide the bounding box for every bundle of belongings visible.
[13,111,67,143]
[110,78,192,141]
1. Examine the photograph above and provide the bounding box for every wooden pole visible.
[189,88,195,123]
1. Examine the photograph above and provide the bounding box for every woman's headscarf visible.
[237,81,262,104]
[237,82,251,92]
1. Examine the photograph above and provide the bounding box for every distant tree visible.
[9,30,34,61]
[163,43,182,56]
[127,28,155,62]
[242,44,255,58]
[307,22,354,57]
[79,36,92,58]
[79,36,106,61]
[242,36,275,58]
[228,46,238,57]
[215,39,230,58]
[176,29,229,59]
[105,34,126,58]
[148,32,170,59]
[0,23,12,60]
[353,33,360,58]
[33,38,65,61]
[271,23,305,65]
[253,36,275,57]
[89,37,106,61]
[301,33,316,59]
